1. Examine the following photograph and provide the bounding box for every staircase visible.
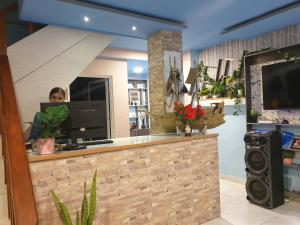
[0,137,10,225]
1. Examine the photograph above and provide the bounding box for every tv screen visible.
[262,60,300,110]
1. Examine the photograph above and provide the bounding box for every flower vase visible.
[184,124,192,137]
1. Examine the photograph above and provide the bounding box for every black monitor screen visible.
[262,60,300,110]
[40,101,107,142]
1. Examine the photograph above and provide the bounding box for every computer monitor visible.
[40,101,108,144]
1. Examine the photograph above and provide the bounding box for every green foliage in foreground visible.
[51,170,97,225]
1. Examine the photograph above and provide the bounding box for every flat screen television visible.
[262,60,300,110]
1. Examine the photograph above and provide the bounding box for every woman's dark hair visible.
[49,87,65,98]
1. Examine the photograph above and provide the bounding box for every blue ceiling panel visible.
[20,0,300,51]
[222,7,300,40]
[20,0,185,39]
[109,35,147,51]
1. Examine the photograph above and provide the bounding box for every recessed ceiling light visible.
[133,66,143,74]
[132,26,137,31]
[84,16,90,22]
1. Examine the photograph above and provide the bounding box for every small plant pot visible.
[36,138,55,154]
[248,116,258,123]
[238,89,243,96]
[283,158,293,165]
[201,95,208,100]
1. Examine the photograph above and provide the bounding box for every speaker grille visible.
[245,147,268,174]
[246,177,269,204]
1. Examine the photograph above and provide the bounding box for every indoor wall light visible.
[133,66,143,74]
[84,16,90,22]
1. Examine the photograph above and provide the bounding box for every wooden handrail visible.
[0,56,38,225]
[0,5,38,225]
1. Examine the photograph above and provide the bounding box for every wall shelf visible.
[129,105,148,107]
[199,97,245,106]
[283,163,300,168]
[283,148,300,152]
[247,122,300,127]
[128,88,147,90]
[128,79,150,136]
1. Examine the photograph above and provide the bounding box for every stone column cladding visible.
[30,137,220,225]
[148,30,182,134]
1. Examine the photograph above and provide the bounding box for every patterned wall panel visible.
[199,24,300,78]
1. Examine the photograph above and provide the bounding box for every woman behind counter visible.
[28,87,66,140]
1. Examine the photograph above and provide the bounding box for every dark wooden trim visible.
[1,2,18,16]
[0,55,38,224]
[27,22,34,35]
[244,43,300,131]
[0,13,6,55]
[221,1,300,34]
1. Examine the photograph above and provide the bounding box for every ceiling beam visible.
[221,1,300,35]
[59,0,187,29]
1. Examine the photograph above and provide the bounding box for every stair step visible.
[0,161,6,195]
[0,219,10,225]
[0,194,8,221]
[0,137,8,223]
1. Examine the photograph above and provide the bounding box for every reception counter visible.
[28,133,220,225]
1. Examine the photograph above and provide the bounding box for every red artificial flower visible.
[174,101,205,124]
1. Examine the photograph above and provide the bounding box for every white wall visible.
[182,51,193,105]
[81,59,129,138]
[99,48,148,60]
[7,25,112,131]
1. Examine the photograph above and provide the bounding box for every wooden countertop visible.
[27,133,218,163]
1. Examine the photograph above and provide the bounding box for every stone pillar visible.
[147,30,182,134]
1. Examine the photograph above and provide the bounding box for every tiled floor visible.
[203,179,300,225]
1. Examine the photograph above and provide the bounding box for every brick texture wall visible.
[30,137,220,225]
[147,30,182,134]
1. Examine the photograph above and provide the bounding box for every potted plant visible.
[51,170,97,225]
[199,86,211,99]
[211,81,226,98]
[36,105,69,154]
[249,108,259,123]
[282,150,295,165]
[174,101,205,136]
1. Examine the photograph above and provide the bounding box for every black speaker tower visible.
[244,131,284,209]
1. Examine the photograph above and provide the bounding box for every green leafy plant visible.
[282,52,300,61]
[199,86,211,96]
[282,150,295,159]
[228,56,246,115]
[51,170,97,225]
[248,108,260,122]
[36,105,69,138]
[211,81,227,96]
[197,61,214,84]
[249,108,258,117]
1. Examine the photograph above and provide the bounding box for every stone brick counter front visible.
[29,134,220,225]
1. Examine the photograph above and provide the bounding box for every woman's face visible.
[49,92,65,102]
